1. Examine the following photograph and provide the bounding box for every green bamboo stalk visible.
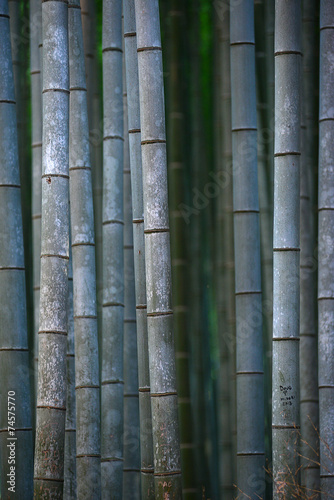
[33,0,70,496]
[30,0,42,401]
[134,0,182,496]
[122,65,140,498]
[101,0,124,496]
[167,1,196,498]
[216,4,235,497]
[9,0,32,348]
[186,0,209,490]
[272,0,301,495]
[300,0,319,492]
[64,248,76,499]
[230,1,265,495]
[0,1,33,496]
[68,1,101,497]
[318,1,334,495]
[255,0,274,481]
[123,1,155,496]
[80,0,103,346]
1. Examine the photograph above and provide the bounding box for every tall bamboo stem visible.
[167,1,196,497]
[122,52,140,499]
[0,1,33,496]
[230,0,265,495]
[30,0,43,401]
[318,1,334,495]
[272,0,301,495]
[101,0,124,496]
[64,248,76,499]
[134,0,182,496]
[300,0,319,492]
[216,4,236,497]
[68,1,101,497]
[34,0,70,496]
[123,1,155,496]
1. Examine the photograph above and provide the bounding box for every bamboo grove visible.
[0,0,333,498]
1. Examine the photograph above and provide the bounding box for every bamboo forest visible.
[0,0,334,498]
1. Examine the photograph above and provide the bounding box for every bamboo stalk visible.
[64,248,76,499]
[300,0,319,493]
[68,1,101,497]
[272,0,301,495]
[122,49,140,499]
[167,1,197,497]
[123,1,155,496]
[80,0,103,353]
[134,0,182,496]
[101,0,124,496]
[30,0,43,402]
[216,4,235,497]
[318,1,334,495]
[0,1,33,496]
[230,0,265,495]
[33,1,70,497]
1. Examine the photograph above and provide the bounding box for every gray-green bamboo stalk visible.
[300,0,319,492]
[64,247,76,499]
[134,0,182,496]
[123,1,155,496]
[272,0,301,495]
[68,1,101,497]
[34,0,69,496]
[167,1,196,498]
[30,0,42,400]
[216,4,235,497]
[101,0,124,496]
[230,0,265,495]
[122,66,140,498]
[0,1,33,496]
[80,0,103,350]
[318,1,334,495]
[9,0,32,337]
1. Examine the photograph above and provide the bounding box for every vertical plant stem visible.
[68,1,101,497]
[300,0,319,492]
[123,1,155,496]
[101,0,124,496]
[30,0,43,402]
[122,50,140,499]
[34,0,70,497]
[272,0,301,495]
[167,1,196,498]
[134,0,182,496]
[318,1,334,495]
[216,3,236,497]
[0,1,33,496]
[230,0,265,495]
[64,248,76,499]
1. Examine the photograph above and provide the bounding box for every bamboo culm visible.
[272,0,301,495]
[68,1,101,497]
[217,4,236,496]
[123,0,155,496]
[0,0,33,496]
[101,0,124,497]
[122,64,140,497]
[230,0,265,496]
[167,1,197,497]
[300,0,319,492]
[33,1,70,497]
[63,247,76,499]
[134,0,182,496]
[318,1,334,495]
[30,0,43,402]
